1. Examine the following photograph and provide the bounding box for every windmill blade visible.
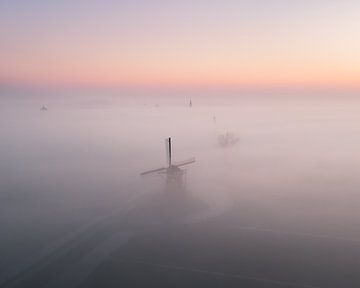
[140,167,167,176]
[165,137,171,166]
[172,157,196,167]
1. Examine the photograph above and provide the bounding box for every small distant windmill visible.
[141,138,195,192]
[40,105,48,111]
[189,99,192,108]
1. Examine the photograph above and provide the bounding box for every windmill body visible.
[141,138,195,192]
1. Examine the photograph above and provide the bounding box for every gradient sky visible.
[1,0,360,90]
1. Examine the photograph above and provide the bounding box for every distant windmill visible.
[189,99,192,108]
[141,138,195,192]
[40,105,48,111]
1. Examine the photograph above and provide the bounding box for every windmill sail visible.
[165,137,171,167]
[140,167,167,176]
[172,158,196,167]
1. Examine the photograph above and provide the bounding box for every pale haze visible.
[1,1,360,288]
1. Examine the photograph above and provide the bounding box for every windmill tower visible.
[141,138,195,192]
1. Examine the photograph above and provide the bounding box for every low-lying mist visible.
[2,94,360,286]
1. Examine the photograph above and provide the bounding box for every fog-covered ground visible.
[2,94,360,287]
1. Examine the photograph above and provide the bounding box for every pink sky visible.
[1,1,360,91]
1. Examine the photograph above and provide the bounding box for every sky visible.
[1,0,360,91]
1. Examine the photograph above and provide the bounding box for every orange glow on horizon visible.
[2,1,360,92]
[1,66,360,91]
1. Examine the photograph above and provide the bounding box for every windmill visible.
[141,138,195,192]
